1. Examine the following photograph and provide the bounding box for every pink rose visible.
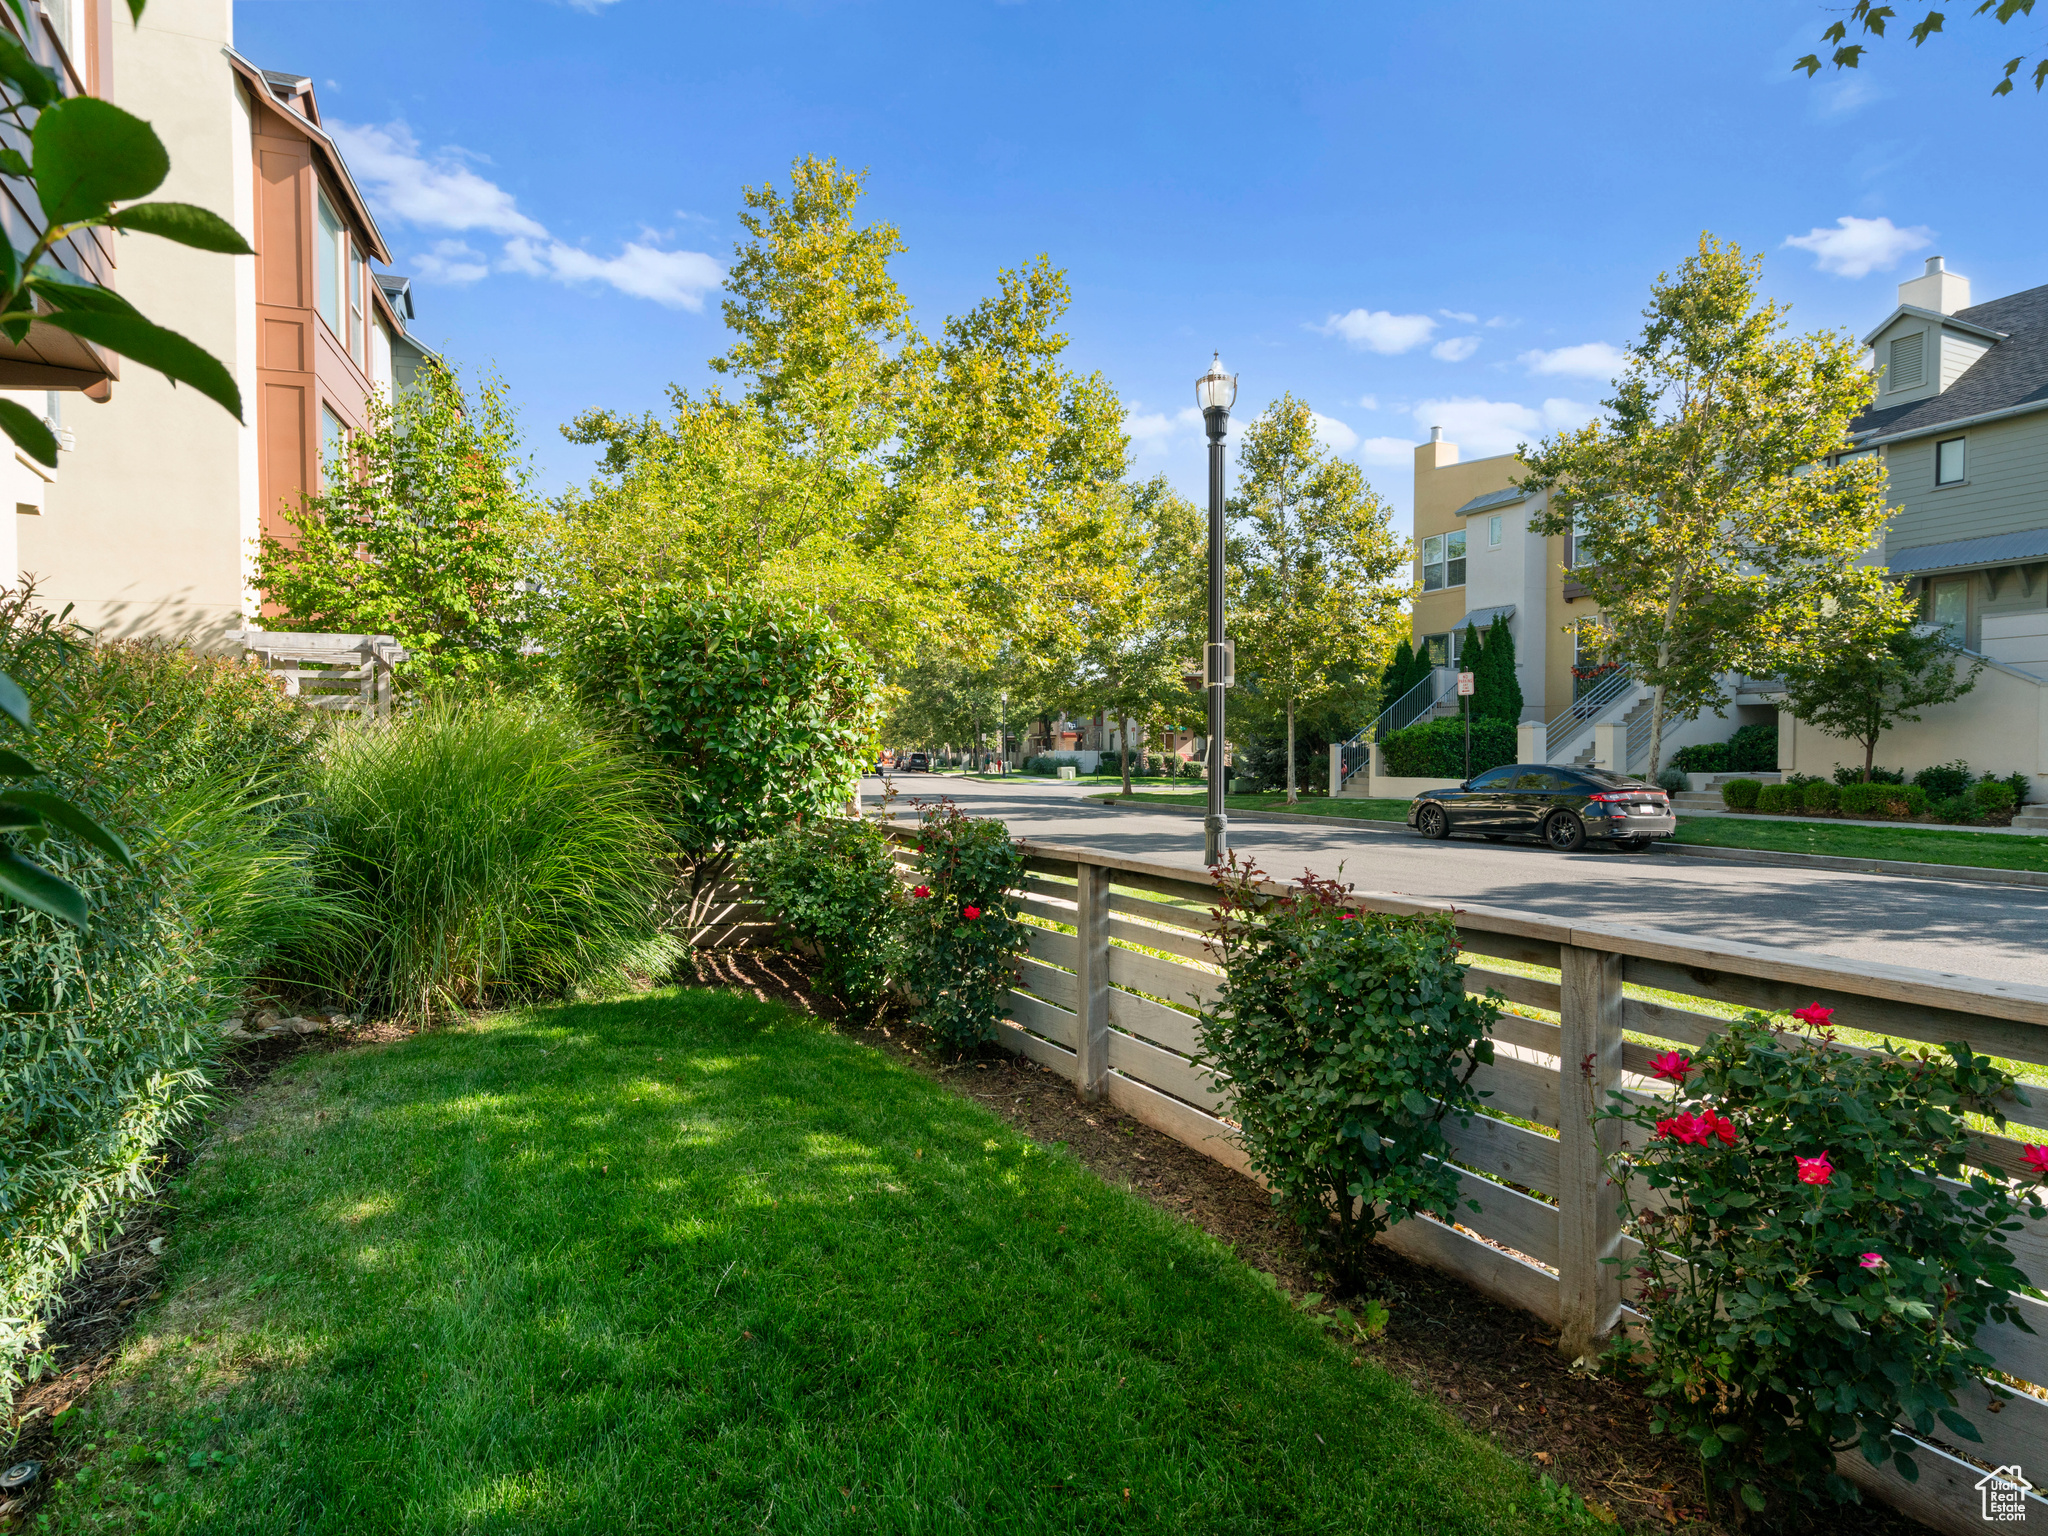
[2023,1145,2048,1178]
[1649,1051,1693,1085]
[1859,1252,1885,1269]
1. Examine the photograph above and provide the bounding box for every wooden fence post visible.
[1557,942,1625,1361]
[1073,861,1111,1098]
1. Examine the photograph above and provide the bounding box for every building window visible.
[316,194,343,335]
[1488,514,1503,548]
[1929,580,1966,645]
[1888,331,1925,391]
[349,245,366,366]
[1935,436,1966,486]
[320,405,348,487]
[1422,529,1466,591]
[1421,632,1451,667]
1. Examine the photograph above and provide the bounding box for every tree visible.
[1454,620,1485,719]
[1775,622,1984,780]
[260,364,534,687]
[1520,236,1910,778]
[1796,1,2045,99]
[1474,612,1524,724]
[1229,395,1407,802]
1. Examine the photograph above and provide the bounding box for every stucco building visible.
[18,0,430,641]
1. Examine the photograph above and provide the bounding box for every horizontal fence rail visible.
[872,829,2048,1535]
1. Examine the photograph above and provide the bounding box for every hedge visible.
[1379,717,1517,779]
[1755,783,1796,813]
[1840,782,1930,818]
[1802,781,1840,813]
[1721,778,1763,810]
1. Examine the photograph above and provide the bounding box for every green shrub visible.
[0,618,335,1398]
[1378,717,1516,779]
[1200,859,1500,1288]
[2006,771,2032,806]
[739,817,904,1016]
[299,696,677,1021]
[1832,764,1906,785]
[1838,782,1929,819]
[1973,779,2018,814]
[1800,781,1839,813]
[1720,778,1762,810]
[1927,795,1979,824]
[1912,760,1973,800]
[1669,742,1729,775]
[904,800,1027,1050]
[1753,783,1796,813]
[1726,723,1778,773]
[1656,766,1688,795]
[1603,1010,2038,1517]
[563,588,883,864]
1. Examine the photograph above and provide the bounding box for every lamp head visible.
[1195,353,1237,415]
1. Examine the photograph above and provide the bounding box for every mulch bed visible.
[685,947,1934,1536]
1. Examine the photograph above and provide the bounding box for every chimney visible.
[1898,255,1971,317]
[1416,426,1457,474]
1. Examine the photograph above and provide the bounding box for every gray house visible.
[1776,257,2048,794]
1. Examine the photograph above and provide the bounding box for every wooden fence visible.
[226,629,406,718]
[880,832,2048,1535]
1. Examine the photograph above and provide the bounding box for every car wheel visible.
[1416,803,1450,840]
[1544,812,1587,853]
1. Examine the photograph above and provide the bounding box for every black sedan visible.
[1407,764,1675,852]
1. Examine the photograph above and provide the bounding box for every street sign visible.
[1457,670,1475,695]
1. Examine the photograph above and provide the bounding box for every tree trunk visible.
[1285,695,1298,803]
[1864,736,1876,782]
[1646,563,1686,779]
[1645,683,1666,783]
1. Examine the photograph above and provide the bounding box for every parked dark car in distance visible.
[905,752,931,773]
[1406,764,1674,852]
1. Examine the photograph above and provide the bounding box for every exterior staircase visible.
[2016,803,2048,832]
[1670,772,1784,814]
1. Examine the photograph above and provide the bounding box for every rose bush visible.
[738,814,905,1017]
[1602,1007,2042,1519]
[1199,856,1501,1288]
[903,800,1026,1049]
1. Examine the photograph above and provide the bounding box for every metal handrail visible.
[1544,666,1634,763]
[1338,670,1458,788]
[1625,698,1654,776]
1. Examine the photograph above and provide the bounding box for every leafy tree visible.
[1455,620,1485,720]
[561,588,883,886]
[259,364,535,687]
[1775,621,1984,780]
[1520,236,1909,778]
[1796,0,2045,99]
[1229,395,1406,802]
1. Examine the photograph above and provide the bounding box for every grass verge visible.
[1668,815,2048,872]
[42,989,1593,1535]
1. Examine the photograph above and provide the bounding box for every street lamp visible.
[1196,353,1235,866]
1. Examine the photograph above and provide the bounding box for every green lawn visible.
[45,990,1591,1535]
[1095,790,1411,822]
[1669,815,2048,872]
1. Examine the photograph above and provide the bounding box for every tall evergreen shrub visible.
[1475,613,1523,723]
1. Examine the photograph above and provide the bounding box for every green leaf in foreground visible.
[40,308,241,420]
[106,201,253,255]
[0,397,56,467]
[0,788,135,866]
[0,846,88,927]
[31,96,169,226]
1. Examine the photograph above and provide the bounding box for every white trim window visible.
[1930,579,1966,645]
[1422,529,1466,591]
[316,194,343,336]
[348,245,366,366]
[1488,514,1503,548]
[1935,436,1966,486]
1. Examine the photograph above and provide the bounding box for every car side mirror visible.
[1458,781,1471,792]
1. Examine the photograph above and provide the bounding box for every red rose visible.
[1791,1003,1834,1029]
[1795,1152,1834,1186]
[911,885,931,898]
[963,906,981,920]
[1649,1051,1693,1084]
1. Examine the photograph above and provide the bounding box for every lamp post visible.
[1196,353,1236,866]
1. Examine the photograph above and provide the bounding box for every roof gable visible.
[1851,282,2048,442]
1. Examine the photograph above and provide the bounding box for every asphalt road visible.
[865,772,2048,986]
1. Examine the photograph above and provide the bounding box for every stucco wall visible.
[22,0,250,642]
[1777,660,2048,794]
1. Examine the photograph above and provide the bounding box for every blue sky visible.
[237,0,2048,535]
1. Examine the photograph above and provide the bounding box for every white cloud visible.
[1783,215,1933,278]
[1439,309,1477,324]
[1356,393,1379,411]
[1431,335,1481,362]
[1412,396,1597,457]
[1316,308,1437,354]
[330,121,546,238]
[331,117,721,308]
[1126,407,1200,448]
[1311,413,1359,453]
[503,236,721,310]
[1519,341,1628,379]
[1818,78,1881,117]
[1484,315,1515,328]
[412,238,490,285]
[1358,436,1415,466]
[558,0,623,9]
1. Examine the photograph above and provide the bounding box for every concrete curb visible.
[1085,794,2048,891]
[1646,841,2048,890]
